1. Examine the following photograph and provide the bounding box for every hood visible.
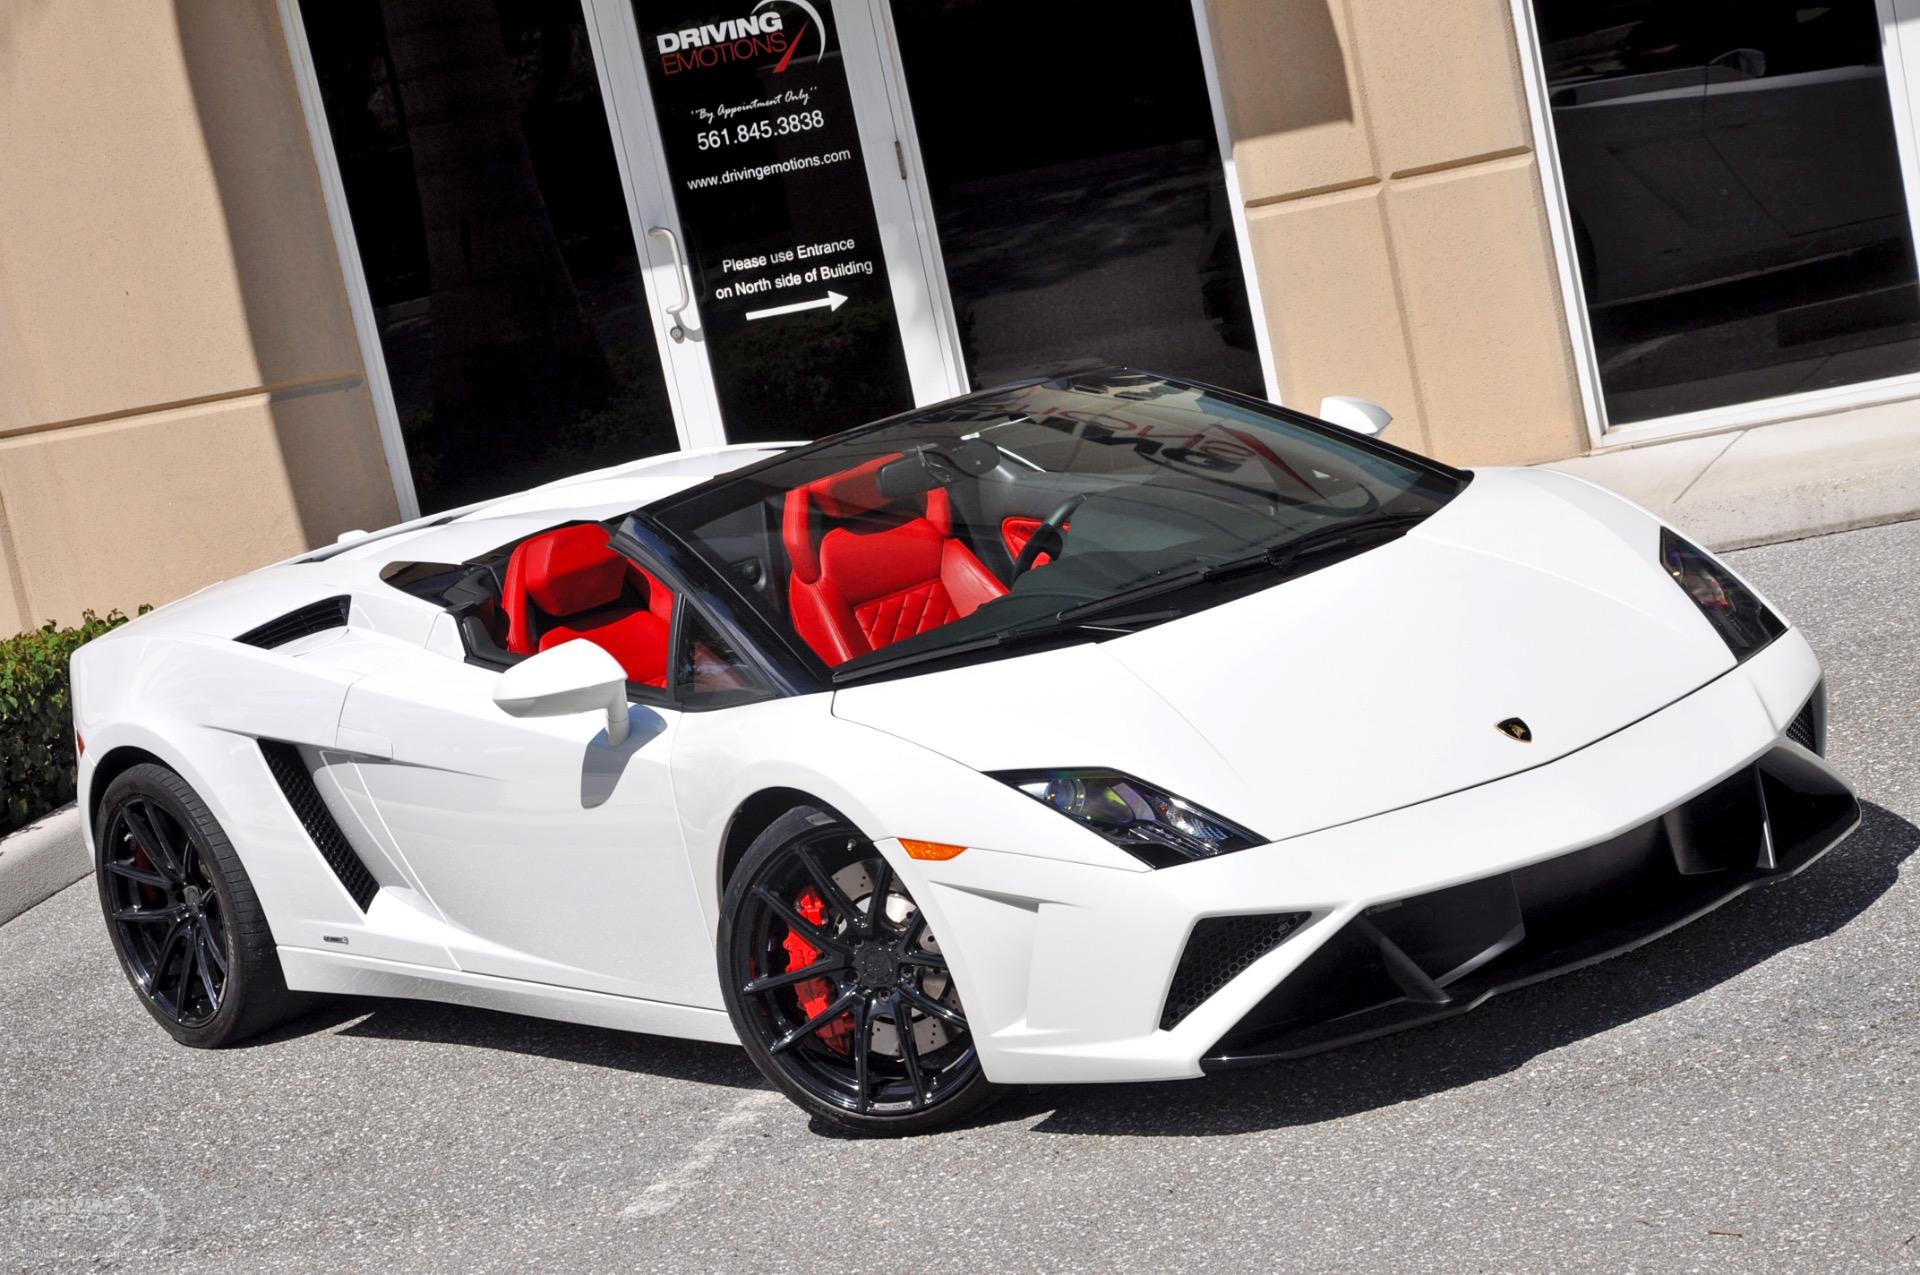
[832,468,1738,844]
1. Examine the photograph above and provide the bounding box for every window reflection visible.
[302,0,677,512]
[1535,0,1920,423]
[888,0,1263,397]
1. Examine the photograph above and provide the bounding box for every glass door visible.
[585,0,965,447]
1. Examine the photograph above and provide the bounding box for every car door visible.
[335,634,719,1008]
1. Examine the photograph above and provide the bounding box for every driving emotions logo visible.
[655,0,829,74]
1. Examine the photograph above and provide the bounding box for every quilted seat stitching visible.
[854,579,954,648]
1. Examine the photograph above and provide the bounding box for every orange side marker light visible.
[899,838,967,862]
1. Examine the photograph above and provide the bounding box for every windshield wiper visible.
[830,608,1183,685]
[1053,511,1431,626]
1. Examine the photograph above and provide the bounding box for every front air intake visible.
[1203,744,1857,1066]
[258,740,378,909]
[1785,680,1825,755]
[1161,912,1310,1030]
[236,596,351,649]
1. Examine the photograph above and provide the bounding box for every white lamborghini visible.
[73,369,1858,1134]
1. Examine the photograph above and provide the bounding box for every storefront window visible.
[1532,0,1920,425]
[888,0,1263,397]
[301,0,677,512]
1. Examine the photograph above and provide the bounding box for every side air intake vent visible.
[258,740,378,909]
[1161,912,1310,1030]
[236,596,350,649]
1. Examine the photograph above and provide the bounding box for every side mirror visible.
[1319,396,1393,437]
[492,640,631,745]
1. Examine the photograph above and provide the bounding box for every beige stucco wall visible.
[0,0,398,631]
[1204,0,1590,467]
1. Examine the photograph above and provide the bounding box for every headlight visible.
[1660,527,1784,662]
[992,769,1261,868]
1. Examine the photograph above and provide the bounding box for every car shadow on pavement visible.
[1012,799,1917,1139]
[251,999,768,1091]
[224,801,1913,1135]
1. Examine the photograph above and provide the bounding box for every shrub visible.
[0,609,140,836]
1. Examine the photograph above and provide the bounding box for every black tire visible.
[95,763,303,1047]
[718,805,998,1135]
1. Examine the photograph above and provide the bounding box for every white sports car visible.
[73,369,1858,1134]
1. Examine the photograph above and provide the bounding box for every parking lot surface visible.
[3,520,1917,1273]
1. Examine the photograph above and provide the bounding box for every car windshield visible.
[644,371,1467,682]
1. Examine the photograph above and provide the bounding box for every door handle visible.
[646,225,693,342]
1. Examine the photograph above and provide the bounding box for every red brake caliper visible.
[784,888,855,1055]
[133,845,163,906]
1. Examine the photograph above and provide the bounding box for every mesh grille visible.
[259,740,378,909]
[236,596,350,649]
[1786,682,1822,754]
[1785,703,1816,752]
[1162,912,1309,1030]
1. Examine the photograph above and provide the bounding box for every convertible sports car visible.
[73,369,1858,1134]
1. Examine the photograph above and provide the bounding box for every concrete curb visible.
[0,804,87,926]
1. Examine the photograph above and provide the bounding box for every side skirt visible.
[278,947,742,1046]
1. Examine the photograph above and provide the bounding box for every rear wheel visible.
[95,763,301,1047]
[718,806,997,1135]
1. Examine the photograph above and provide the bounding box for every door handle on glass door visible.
[647,226,693,342]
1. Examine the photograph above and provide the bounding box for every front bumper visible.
[905,629,1857,1086]
[1201,736,1854,1068]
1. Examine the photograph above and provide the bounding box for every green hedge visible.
[1,609,139,836]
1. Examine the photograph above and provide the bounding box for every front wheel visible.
[717,806,997,1135]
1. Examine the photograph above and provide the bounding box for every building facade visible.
[5,0,1918,624]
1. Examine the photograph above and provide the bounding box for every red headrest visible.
[783,454,959,582]
[812,455,895,518]
[518,524,627,617]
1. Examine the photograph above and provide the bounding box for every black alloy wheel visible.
[719,806,997,1135]
[96,763,300,1046]
[102,793,229,1026]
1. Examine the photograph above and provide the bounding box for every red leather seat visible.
[783,455,1008,666]
[502,524,675,686]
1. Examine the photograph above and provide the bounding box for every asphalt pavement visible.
[3,519,1917,1273]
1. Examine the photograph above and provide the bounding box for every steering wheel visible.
[1011,495,1084,581]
